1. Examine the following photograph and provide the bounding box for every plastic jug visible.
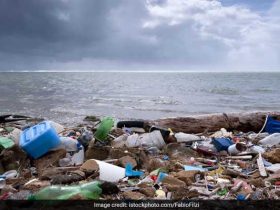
[20,121,61,159]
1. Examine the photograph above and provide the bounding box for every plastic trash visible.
[217,188,228,196]
[212,137,233,152]
[19,121,61,159]
[184,165,207,172]
[89,159,126,182]
[71,144,84,165]
[150,126,170,141]
[211,128,232,138]
[7,128,22,145]
[129,127,146,133]
[162,155,169,160]
[94,117,114,141]
[259,133,280,146]
[1,170,17,179]
[125,130,166,149]
[125,163,144,177]
[58,143,84,166]
[146,146,161,155]
[248,132,269,140]
[217,178,230,184]
[78,129,93,147]
[0,114,30,123]
[227,143,247,155]
[58,137,79,152]
[156,172,168,183]
[262,159,272,167]
[0,137,14,149]
[195,145,218,156]
[248,145,265,154]
[59,154,73,167]
[0,178,5,189]
[155,189,166,199]
[264,116,280,134]
[49,121,65,134]
[111,134,128,148]
[257,153,267,177]
[175,132,202,143]
[29,181,102,200]
[236,194,246,200]
[251,189,263,200]
[266,164,280,173]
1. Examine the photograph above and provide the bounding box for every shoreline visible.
[0,111,280,201]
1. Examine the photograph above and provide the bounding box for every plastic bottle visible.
[71,144,84,165]
[94,117,114,141]
[58,137,78,152]
[29,181,102,200]
[78,129,93,147]
[259,133,280,146]
[175,132,201,143]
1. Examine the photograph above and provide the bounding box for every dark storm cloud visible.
[0,0,158,70]
[0,0,118,67]
[0,0,279,70]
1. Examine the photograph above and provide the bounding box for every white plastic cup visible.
[91,159,126,182]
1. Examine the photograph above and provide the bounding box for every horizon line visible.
[0,70,280,73]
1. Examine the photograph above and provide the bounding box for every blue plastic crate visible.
[20,121,61,159]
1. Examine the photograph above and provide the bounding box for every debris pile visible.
[1,113,280,200]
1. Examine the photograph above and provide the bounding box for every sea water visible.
[0,72,279,124]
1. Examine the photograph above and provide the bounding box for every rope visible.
[252,114,268,141]
[258,114,268,135]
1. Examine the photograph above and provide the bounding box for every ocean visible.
[0,72,279,124]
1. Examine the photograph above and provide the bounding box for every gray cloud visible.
[0,0,279,71]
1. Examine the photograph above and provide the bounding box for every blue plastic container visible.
[264,116,280,134]
[212,137,233,152]
[20,121,61,159]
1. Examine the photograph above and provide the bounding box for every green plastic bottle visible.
[94,117,114,141]
[29,181,102,200]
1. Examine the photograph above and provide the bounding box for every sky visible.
[0,0,279,71]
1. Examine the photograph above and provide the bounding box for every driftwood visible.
[152,111,280,134]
